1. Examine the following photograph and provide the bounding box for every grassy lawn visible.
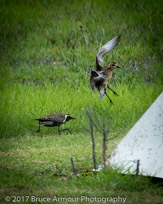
[0,134,163,204]
[0,0,163,203]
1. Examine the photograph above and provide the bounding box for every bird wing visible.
[90,70,107,82]
[96,35,120,70]
[90,70,107,92]
[36,113,65,123]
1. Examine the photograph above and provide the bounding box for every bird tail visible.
[99,88,105,99]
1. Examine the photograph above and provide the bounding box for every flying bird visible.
[35,113,75,133]
[90,36,121,105]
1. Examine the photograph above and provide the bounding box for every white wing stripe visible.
[63,115,68,123]
[91,71,107,82]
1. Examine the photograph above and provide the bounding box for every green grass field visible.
[0,0,163,203]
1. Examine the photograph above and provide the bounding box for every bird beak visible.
[116,65,120,69]
[71,117,75,119]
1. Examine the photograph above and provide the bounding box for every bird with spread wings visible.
[90,36,121,105]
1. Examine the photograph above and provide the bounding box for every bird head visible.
[107,62,120,70]
[66,114,75,121]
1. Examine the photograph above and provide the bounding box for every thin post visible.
[136,160,140,175]
[90,120,97,170]
[102,117,108,168]
[86,108,97,170]
[103,130,107,168]
[71,157,76,174]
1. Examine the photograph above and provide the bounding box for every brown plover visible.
[90,36,121,105]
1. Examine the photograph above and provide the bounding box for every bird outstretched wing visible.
[96,35,120,70]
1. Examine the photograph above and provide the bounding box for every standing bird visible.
[90,36,121,105]
[35,113,75,133]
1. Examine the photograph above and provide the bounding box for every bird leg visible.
[61,128,69,132]
[58,126,68,133]
[36,121,40,133]
[107,85,119,96]
[104,89,114,105]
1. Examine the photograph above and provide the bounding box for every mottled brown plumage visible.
[90,36,121,104]
[35,113,75,133]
